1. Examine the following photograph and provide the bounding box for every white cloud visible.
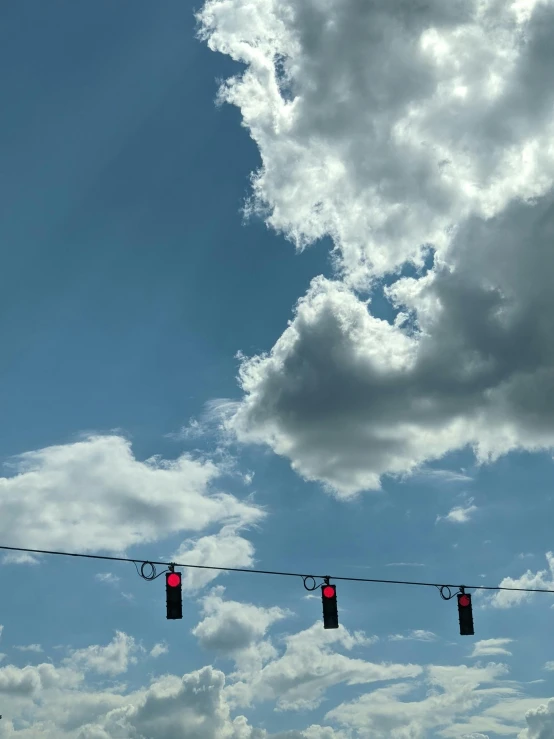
[543,662,554,671]
[225,621,420,711]
[0,661,83,698]
[150,643,168,659]
[409,468,474,485]
[14,644,44,653]
[446,694,552,736]
[326,662,519,738]
[389,630,437,642]
[63,631,140,677]
[170,417,206,440]
[470,639,513,657]
[0,645,350,739]
[197,0,554,497]
[0,663,257,739]
[0,434,264,554]
[172,525,260,593]
[489,552,554,608]
[95,573,120,586]
[518,697,554,739]
[197,0,554,287]
[270,730,348,739]
[0,629,545,739]
[385,562,425,567]
[193,586,289,655]
[2,551,40,565]
[437,499,478,524]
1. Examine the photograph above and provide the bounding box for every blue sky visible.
[3,1,554,737]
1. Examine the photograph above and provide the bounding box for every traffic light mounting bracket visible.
[301,574,331,592]
[132,559,177,582]
[435,584,467,601]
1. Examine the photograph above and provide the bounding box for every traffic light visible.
[322,583,338,629]
[457,592,474,635]
[166,571,182,620]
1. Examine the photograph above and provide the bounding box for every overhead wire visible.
[0,544,552,594]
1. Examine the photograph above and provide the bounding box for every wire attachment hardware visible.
[302,575,330,591]
[436,584,469,601]
[133,560,172,581]
[436,585,454,601]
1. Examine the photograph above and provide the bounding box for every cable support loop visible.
[133,560,169,581]
[302,575,326,591]
[436,585,454,601]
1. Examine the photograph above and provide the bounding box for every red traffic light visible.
[459,594,470,607]
[167,572,181,588]
[321,584,338,629]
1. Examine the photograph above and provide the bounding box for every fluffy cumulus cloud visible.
[196,0,554,497]
[171,525,261,593]
[63,631,140,677]
[0,661,258,739]
[520,698,554,738]
[489,551,554,608]
[0,657,347,739]
[225,621,421,711]
[0,625,388,738]
[193,586,291,677]
[0,630,259,738]
[0,627,551,738]
[193,586,289,655]
[197,0,554,287]
[0,434,264,554]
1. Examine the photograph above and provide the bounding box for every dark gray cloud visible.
[198,0,554,496]
[217,189,554,496]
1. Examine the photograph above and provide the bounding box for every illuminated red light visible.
[459,594,470,607]
[167,573,181,587]
[323,586,335,598]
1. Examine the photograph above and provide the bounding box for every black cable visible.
[0,544,552,594]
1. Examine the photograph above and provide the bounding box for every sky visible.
[2,0,554,736]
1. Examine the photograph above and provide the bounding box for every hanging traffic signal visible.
[166,571,182,620]
[457,592,474,635]
[322,583,338,629]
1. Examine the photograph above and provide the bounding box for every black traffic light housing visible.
[166,570,182,620]
[457,591,474,635]
[322,582,338,629]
